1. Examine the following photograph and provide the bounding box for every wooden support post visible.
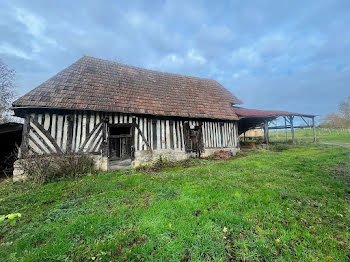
[20,115,30,157]
[66,115,74,153]
[290,116,295,144]
[312,116,317,142]
[102,116,108,157]
[284,117,288,141]
[264,120,269,149]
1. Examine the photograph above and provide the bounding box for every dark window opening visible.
[108,124,134,161]
[109,126,131,136]
[152,120,157,149]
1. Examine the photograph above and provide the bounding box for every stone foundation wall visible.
[132,149,188,167]
[12,160,27,182]
[13,147,240,181]
[131,147,240,167]
[90,155,109,171]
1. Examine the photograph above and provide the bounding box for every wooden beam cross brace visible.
[132,118,152,151]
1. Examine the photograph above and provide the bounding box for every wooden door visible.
[109,125,133,161]
[184,122,203,156]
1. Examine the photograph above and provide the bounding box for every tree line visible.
[320,96,350,128]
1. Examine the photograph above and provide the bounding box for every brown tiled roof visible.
[234,108,315,118]
[13,56,242,120]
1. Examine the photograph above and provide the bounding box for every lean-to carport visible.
[234,108,316,146]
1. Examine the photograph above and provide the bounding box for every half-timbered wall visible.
[23,111,239,156]
[202,121,238,149]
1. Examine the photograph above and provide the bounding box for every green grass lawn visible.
[1,144,350,261]
[269,128,350,143]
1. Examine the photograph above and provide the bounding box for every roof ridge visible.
[13,55,242,120]
[81,55,216,82]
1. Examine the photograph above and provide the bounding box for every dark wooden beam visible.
[268,125,314,130]
[289,116,295,144]
[312,116,317,142]
[300,116,311,127]
[20,115,30,157]
[263,120,269,149]
[66,115,74,153]
[133,117,152,151]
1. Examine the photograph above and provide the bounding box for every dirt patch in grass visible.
[329,161,350,204]
[135,159,201,174]
[330,162,350,185]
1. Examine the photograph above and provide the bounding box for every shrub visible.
[19,154,95,184]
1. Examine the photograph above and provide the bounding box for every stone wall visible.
[13,147,240,181]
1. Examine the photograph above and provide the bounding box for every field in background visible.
[269,128,350,143]
[1,144,349,261]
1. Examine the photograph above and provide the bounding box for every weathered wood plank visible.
[144,118,148,151]
[96,112,100,125]
[28,137,42,154]
[134,117,139,151]
[37,114,43,125]
[30,119,63,153]
[114,113,118,124]
[173,121,177,149]
[43,113,50,130]
[56,115,64,148]
[157,119,161,150]
[152,120,157,150]
[161,120,166,149]
[51,114,56,139]
[139,117,143,150]
[79,122,103,153]
[179,121,184,150]
[29,127,52,154]
[166,120,171,149]
[75,113,82,152]
[90,131,103,153]
[62,115,68,152]
[81,113,87,147]
[20,115,30,156]
[134,118,151,151]
[29,132,47,154]
[233,123,237,147]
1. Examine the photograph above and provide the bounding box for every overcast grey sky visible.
[1,0,349,118]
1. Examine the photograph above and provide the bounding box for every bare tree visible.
[0,59,15,123]
[339,95,350,120]
[320,112,347,128]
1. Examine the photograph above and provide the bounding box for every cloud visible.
[0,42,30,59]
[14,8,63,49]
[0,0,350,118]
[149,48,206,74]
